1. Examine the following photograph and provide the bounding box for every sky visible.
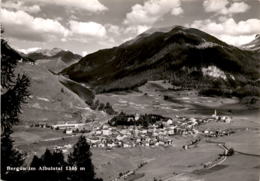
[1,0,260,55]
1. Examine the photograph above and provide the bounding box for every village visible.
[84,111,232,149]
[29,110,233,152]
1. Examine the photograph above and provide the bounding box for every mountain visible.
[17,59,112,123]
[27,48,82,63]
[26,48,82,72]
[61,26,259,94]
[1,41,108,123]
[16,56,107,123]
[242,34,260,52]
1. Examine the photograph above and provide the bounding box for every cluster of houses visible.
[87,125,175,148]
[53,144,73,153]
[212,110,232,123]
[85,111,231,149]
[31,110,232,150]
[30,121,90,134]
[51,122,90,134]
[202,129,235,138]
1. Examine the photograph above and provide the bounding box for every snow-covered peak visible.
[33,48,63,56]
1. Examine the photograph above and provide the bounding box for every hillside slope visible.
[16,62,89,122]
[1,42,105,123]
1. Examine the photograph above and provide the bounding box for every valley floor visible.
[13,80,260,181]
[91,122,260,181]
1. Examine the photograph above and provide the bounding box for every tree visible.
[90,99,100,110]
[26,139,102,181]
[41,149,67,181]
[1,29,30,180]
[68,136,99,181]
[26,155,43,180]
[30,155,42,168]
[226,148,234,156]
[52,150,67,167]
[1,130,25,180]
[97,102,105,111]
[41,149,55,166]
[104,102,115,115]
[26,149,68,181]
[1,40,30,132]
[142,114,149,128]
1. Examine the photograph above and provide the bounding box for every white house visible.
[65,130,73,134]
[166,119,173,125]
[102,130,112,136]
[52,123,85,130]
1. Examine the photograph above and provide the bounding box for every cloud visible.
[124,25,151,35]
[203,0,229,13]
[106,24,121,36]
[69,20,107,38]
[191,18,260,36]
[2,1,41,13]
[203,0,250,15]
[218,34,255,46]
[81,51,88,56]
[18,47,41,54]
[171,7,184,15]
[98,37,116,47]
[124,0,183,26]
[0,8,111,45]
[23,0,107,12]
[189,18,260,46]
[227,2,250,14]
[0,9,68,42]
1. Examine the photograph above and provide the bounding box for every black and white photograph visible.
[1,0,260,180]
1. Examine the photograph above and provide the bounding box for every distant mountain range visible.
[22,48,82,72]
[26,48,82,64]
[61,26,260,93]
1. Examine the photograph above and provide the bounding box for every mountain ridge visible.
[27,48,82,64]
[61,26,259,94]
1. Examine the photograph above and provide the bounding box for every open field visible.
[97,81,259,117]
